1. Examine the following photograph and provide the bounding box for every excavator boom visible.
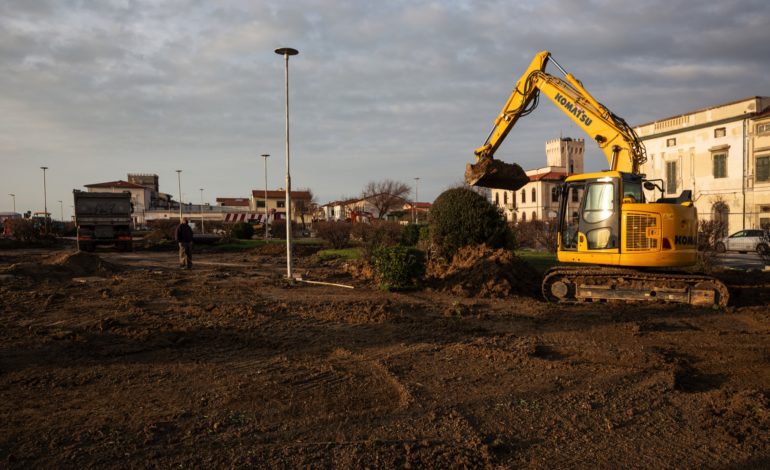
[466,51,647,190]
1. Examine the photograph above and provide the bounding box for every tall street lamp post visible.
[261,154,270,239]
[58,200,63,223]
[41,166,49,234]
[275,47,298,279]
[199,188,205,234]
[175,170,183,221]
[8,194,15,213]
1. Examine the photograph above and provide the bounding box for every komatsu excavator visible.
[466,51,728,306]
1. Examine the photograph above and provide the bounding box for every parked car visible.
[715,229,769,255]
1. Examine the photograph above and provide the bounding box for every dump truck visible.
[73,190,133,252]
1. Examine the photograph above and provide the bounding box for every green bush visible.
[314,220,352,249]
[231,222,254,240]
[351,221,404,259]
[400,223,423,246]
[429,187,514,259]
[372,246,426,290]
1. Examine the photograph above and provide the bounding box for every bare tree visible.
[361,180,411,219]
[293,188,316,229]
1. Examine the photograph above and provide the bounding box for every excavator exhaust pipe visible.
[465,158,529,191]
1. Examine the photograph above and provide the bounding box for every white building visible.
[493,137,585,223]
[635,96,770,234]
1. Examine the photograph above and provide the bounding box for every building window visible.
[571,187,579,202]
[256,200,266,208]
[495,193,499,206]
[714,127,726,138]
[712,153,727,179]
[277,200,285,208]
[757,156,770,182]
[551,187,559,203]
[521,189,526,203]
[666,138,676,147]
[757,123,770,135]
[531,211,537,221]
[666,161,678,194]
[531,188,536,203]
[503,192,508,206]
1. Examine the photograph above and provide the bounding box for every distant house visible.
[250,189,313,224]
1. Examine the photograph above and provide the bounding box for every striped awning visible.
[224,213,264,223]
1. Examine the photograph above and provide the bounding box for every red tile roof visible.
[84,180,146,189]
[528,171,567,181]
[216,197,251,207]
[251,190,312,199]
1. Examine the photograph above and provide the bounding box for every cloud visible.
[0,0,769,217]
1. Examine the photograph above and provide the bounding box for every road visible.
[713,251,768,270]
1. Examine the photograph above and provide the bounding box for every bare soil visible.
[1,247,769,468]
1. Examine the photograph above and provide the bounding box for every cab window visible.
[622,181,643,203]
[583,182,615,224]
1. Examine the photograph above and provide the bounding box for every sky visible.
[2,0,770,219]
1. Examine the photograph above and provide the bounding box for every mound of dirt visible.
[3,251,120,280]
[427,245,541,298]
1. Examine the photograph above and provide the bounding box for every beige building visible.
[635,96,770,234]
[493,137,585,223]
[250,189,313,224]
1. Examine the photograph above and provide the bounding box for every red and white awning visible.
[224,213,264,223]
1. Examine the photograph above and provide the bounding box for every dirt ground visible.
[1,246,769,468]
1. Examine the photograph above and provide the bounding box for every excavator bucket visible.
[465,158,529,191]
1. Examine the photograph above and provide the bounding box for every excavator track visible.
[542,266,729,307]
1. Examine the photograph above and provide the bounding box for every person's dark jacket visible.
[175,222,194,243]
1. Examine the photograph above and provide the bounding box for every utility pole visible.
[175,170,183,221]
[199,188,205,234]
[261,154,270,239]
[40,166,48,234]
[58,200,63,223]
[8,194,15,213]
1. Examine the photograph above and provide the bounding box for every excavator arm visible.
[466,51,647,190]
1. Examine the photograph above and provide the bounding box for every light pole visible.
[8,194,15,213]
[261,153,270,239]
[40,166,48,234]
[413,177,420,223]
[275,46,298,279]
[175,170,182,221]
[199,188,205,234]
[58,200,63,223]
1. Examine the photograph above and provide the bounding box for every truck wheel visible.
[117,242,133,252]
[715,242,726,253]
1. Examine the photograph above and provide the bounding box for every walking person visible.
[175,217,194,269]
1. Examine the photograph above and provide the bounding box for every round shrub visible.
[429,187,514,258]
[231,222,254,240]
[400,223,422,247]
[314,220,352,249]
[372,246,426,290]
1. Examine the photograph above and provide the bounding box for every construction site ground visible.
[1,246,769,468]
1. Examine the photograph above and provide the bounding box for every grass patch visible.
[516,250,558,274]
[317,247,363,261]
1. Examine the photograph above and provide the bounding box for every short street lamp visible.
[41,166,49,234]
[199,188,205,234]
[261,153,270,239]
[175,170,183,221]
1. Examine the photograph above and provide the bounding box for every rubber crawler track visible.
[541,266,730,307]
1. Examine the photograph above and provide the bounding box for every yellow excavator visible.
[466,51,728,306]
